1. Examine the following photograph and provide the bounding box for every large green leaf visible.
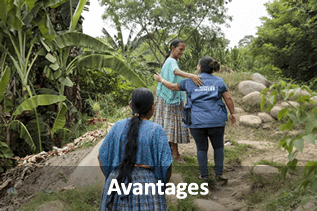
[51,103,68,138]
[77,54,147,87]
[25,0,37,10]
[5,0,23,30]
[59,77,73,87]
[49,32,113,52]
[44,0,69,8]
[23,1,43,25]
[13,95,66,115]
[36,11,55,41]
[0,0,8,23]
[292,138,304,153]
[305,108,317,133]
[0,141,14,158]
[0,66,10,102]
[70,0,88,31]
[11,120,36,151]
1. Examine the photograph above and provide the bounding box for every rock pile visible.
[237,73,316,128]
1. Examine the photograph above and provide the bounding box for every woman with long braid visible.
[98,88,173,210]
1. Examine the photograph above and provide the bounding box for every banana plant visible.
[0,67,14,159]
[42,32,147,96]
[41,0,146,114]
[0,0,72,152]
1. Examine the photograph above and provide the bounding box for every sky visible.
[82,0,270,48]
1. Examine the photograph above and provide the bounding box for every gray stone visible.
[310,96,317,103]
[280,101,300,108]
[234,107,245,114]
[252,73,272,87]
[239,115,262,128]
[287,89,312,100]
[253,165,279,176]
[262,122,272,129]
[295,200,317,211]
[269,105,283,119]
[238,80,267,96]
[257,112,274,123]
[242,91,262,106]
[193,199,229,211]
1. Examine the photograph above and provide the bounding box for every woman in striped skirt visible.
[153,39,202,163]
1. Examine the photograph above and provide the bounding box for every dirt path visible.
[1,128,316,211]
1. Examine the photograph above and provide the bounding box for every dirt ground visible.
[0,146,95,210]
[0,126,316,210]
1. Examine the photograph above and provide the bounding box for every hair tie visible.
[134,113,139,117]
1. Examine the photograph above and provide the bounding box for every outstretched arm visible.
[222,91,236,125]
[154,73,181,91]
[174,68,203,86]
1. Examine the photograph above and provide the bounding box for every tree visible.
[101,0,232,66]
[238,35,254,48]
[251,0,317,84]
[0,0,147,158]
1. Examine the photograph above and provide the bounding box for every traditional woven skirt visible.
[99,167,167,211]
[152,96,190,144]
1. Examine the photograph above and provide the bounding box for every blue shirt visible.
[99,118,173,183]
[156,57,185,105]
[179,73,228,128]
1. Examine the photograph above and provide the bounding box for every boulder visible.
[253,165,279,176]
[252,73,272,87]
[295,200,317,211]
[262,122,272,130]
[234,107,245,114]
[193,199,229,211]
[287,89,312,100]
[269,105,283,119]
[257,112,274,123]
[310,96,317,104]
[238,81,266,96]
[239,115,262,128]
[280,101,300,108]
[242,91,262,106]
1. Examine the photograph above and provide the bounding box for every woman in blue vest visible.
[153,39,202,163]
[154,56,236,181]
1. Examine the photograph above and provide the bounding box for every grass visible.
[20,183,103,211]
[20,72,315,210]
[245,172,307,211]
[214,72,253,92]
[224,141,257,167]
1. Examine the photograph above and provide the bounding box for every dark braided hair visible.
[163,39,185,64]
[106,88,154,208]
[199,56,221,74]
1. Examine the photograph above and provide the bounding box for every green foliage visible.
[261,80,317,201]
[251,0,317,84]
[19,183,103,210]
[0,141,14,159]
[101,0,232,65]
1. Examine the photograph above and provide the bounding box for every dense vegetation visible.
[0,0,316,208]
